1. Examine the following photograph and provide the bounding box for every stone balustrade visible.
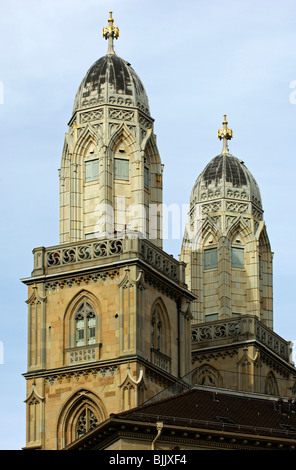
[191,315,292,363]
[31,235,182,285]
[150,348,171,373]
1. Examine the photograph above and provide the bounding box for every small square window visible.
[231,247,244,268]
[204,248,218,269]
[114,158,129,180]
[85,159,99,182]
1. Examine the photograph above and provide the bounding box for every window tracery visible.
[150,301,171,372]
[75,407,99,439]
[151,307,163,352]
[193,365,223,388]
[74,301,96,347]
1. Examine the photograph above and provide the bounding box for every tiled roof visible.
[112,387,296,438]
[65,387,296,450]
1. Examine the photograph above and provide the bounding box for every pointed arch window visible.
[74,301,96,347]
[150,302,171,373]
[265,372,279,396]
[193,365,223,388]
[57,391,106,448]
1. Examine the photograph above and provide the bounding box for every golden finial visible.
[103,11,119,55]
[217,114,233,154]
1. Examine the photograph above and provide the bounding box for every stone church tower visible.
[22,14,296,451]
[22,13,194,450]
[180,116,296,397]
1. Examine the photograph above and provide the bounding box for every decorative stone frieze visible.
[44,365,119,386]
[44,270,120,292]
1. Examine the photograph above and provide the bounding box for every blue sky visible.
[1,0,296,449]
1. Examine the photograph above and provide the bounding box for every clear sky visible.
[1,0,296,450]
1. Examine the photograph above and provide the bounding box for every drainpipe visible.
[151,422,163,450]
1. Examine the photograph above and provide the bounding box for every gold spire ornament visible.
[218,115,233,154]
[103,12,119,55]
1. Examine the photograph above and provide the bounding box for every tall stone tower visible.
[22,14,194,450]
[180,116,295,397]
[59,13,163,248]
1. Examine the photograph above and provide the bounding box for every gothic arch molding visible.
[184,216,221,252]
[226,215,255,244]
[257,222,272,252]
[72,123,103,162]
[107,122,138,157]
[56,388,107,449]
[141,131,161,164]
[201,216,221,248]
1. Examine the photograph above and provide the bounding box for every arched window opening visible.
[150,301,171,373]
[57,391,107,448]
[265,372,279,396]
[75,301,96,347]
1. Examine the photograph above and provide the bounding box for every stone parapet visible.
[191,315,293,364]
[30,236,184,286]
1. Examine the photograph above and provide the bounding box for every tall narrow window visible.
[144,166,149,189]
[151,312,163,351]
[150,303,171,373]
[85,159,99,182]
[151,316,162,351]
[231,247,244,268]
[114,158,129,180]
[204,248,218,269]
[74,301,96,346]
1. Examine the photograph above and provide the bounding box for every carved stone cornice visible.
[192,348,238,365]
[44,269,120,292]
[44,365,119,386]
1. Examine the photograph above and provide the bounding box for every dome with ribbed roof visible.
[72,53,150,115]
[190,152,262,211]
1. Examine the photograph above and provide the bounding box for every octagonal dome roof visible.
[190,152,262,209]
[72,54,150,115]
